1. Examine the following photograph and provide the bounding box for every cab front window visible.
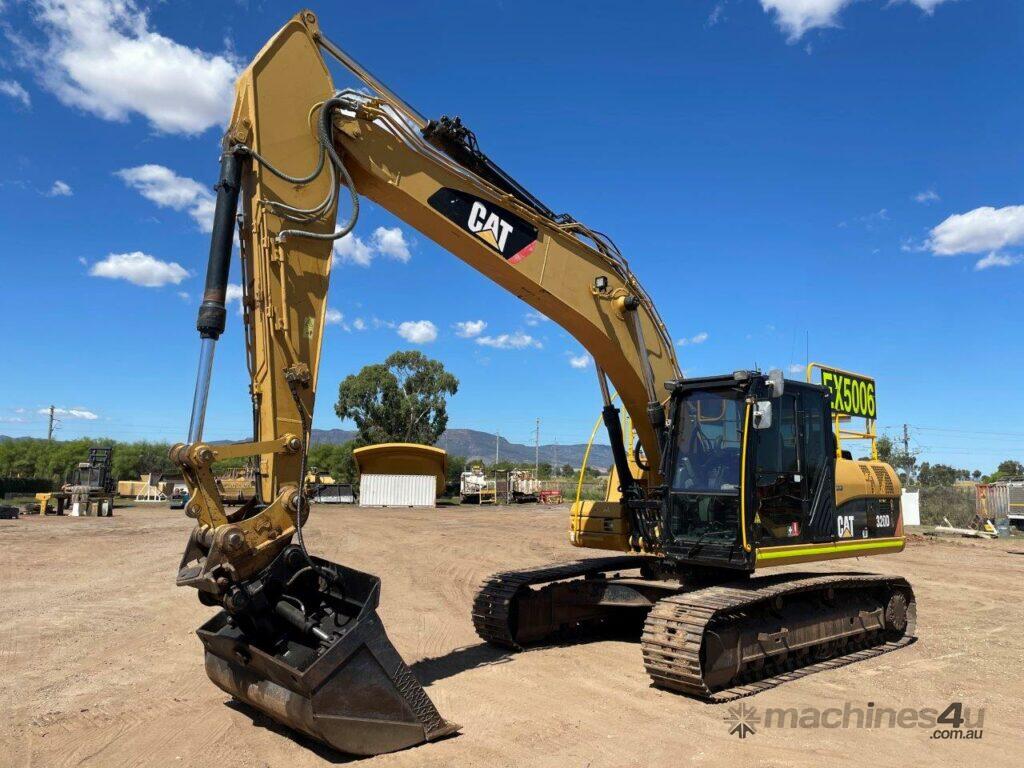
[668,388,745,544]
[671,390,744,493]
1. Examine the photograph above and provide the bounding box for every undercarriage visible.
[473,558,916,701]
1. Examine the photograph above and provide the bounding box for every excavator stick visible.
[191,546,457,755]
[172,13,459,753]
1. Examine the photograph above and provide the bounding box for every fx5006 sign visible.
[820,368,877,419]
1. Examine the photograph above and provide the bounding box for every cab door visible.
[797,388,836,543]
[752,393,806,544]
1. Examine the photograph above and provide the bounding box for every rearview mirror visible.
[767,368,785,398]
[752,400,773,430]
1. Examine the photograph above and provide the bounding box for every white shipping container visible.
[359,474,436,507]
[901,489,920,526]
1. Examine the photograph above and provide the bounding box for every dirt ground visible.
[2,504,1021,768]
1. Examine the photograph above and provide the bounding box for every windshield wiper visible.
[686,525,723,558]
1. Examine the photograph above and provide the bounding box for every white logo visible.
[467,201,513,252]
[837,514,854,538]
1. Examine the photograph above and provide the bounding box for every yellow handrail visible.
[574,392,620,508]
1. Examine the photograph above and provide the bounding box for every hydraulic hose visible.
[234,96,360,244]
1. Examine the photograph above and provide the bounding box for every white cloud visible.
[454,320,486,338]
[678,331,709,346]
[759,0,852,41]
[177,291,190,301]
[353,317,367,331]
[760,0,953,41]
[788,363,805,374]
[89,251,188,287]
[333,232,374,267]
[905,0,952,12]
[913,188,940,204]
[397,320,437,344]
[476,331,542,350]
[371,226,412,262]
[524,311,549,326]
[859,208,889,229]
[926,205,1024,256]
[0,79,31,107]
[325,308,345,325]
[15,0,239,134]
[116,164,214,231]
[707,2,727,27]
[333,226,413,266]
[47,179,72,196]
[224,283,244,314]
[38,406,98,420]
[974,252,1021,271]
[568,353,591,369]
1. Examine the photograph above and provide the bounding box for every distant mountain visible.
[309,428,358,445]
[310,427,612,471]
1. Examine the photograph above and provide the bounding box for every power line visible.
[882,424,1024,439]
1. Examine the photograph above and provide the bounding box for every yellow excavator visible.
[171,10,916,756]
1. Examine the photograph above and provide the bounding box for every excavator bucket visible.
[195,554,458,756]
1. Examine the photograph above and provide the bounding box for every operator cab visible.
[661,370,835,570]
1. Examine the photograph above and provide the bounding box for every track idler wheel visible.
[884,591,910,635]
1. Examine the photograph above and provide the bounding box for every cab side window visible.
[754,394,803,544]
[799,390,827,493]
[755,394,798,476]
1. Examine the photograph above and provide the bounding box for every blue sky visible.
[0,0,1021,471]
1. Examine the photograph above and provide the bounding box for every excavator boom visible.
[172,9,677,756]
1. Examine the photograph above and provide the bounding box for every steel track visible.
[641,572,917,702]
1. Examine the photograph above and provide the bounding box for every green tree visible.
[334,351,459,446]
[876,435,917,485]
[306,442,358,484]
[112,441,175,480]
[917,462,969,487]
[560,463,574,477]
[446,454,467,484]
[988,459,1024,481]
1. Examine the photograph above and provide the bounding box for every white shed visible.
[359,474,436,507]
[353,443,447,508]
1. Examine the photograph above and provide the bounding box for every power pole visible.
[554,438,559,475]
[495,430,500,465]
[534,417,540,476]
[47,405,56,441]
[902,423,911,483]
